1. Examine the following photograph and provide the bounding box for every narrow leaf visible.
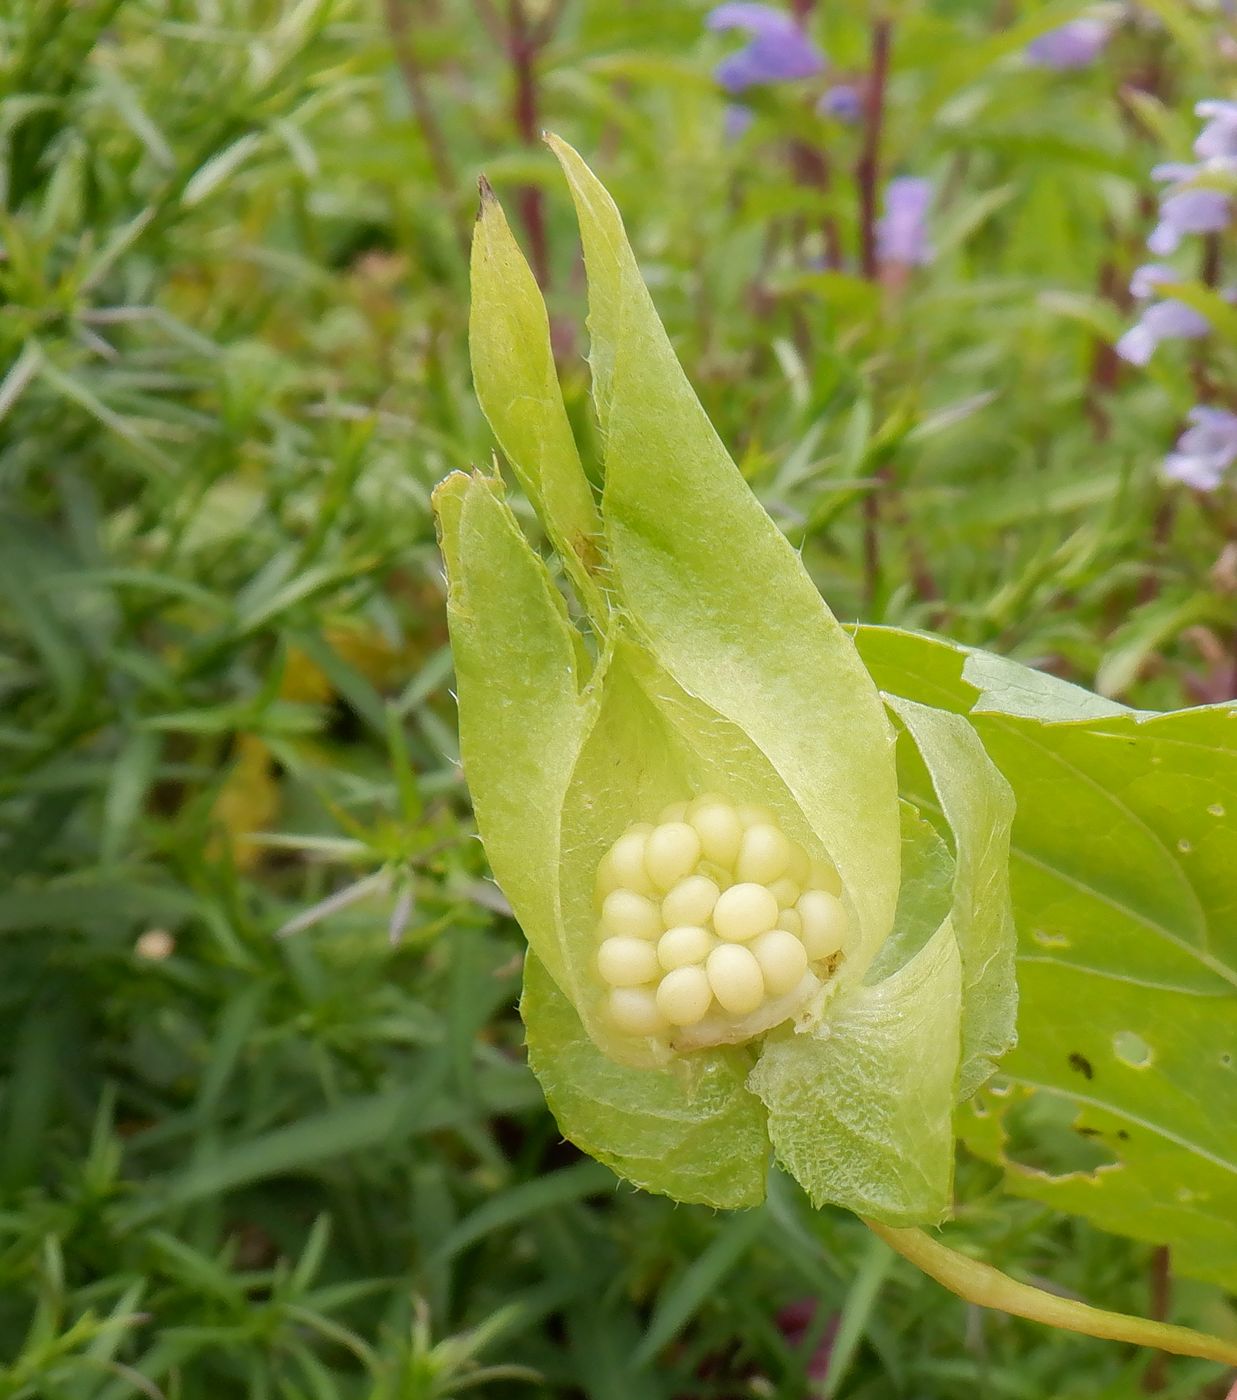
[433,471,589,1000]
[470,180,607,621]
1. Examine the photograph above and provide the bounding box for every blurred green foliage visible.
[0,0,1233,1394]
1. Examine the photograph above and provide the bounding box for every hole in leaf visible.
[1112,1030,1153,1068]
[1031,927,1070,949]
[1002,1095,1118,1178]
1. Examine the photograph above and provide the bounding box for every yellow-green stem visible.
[866,1221,1237,1368]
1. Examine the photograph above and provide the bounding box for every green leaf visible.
[469,182,607,620]
[632,1208,768,1366]
[855,625,1237,1288]
[431,1159,616,1263]
[749,917,962,1226]
[547,134,901,982]
[522,954,769,1210]
[432,471,590,999]
[865,802,954,984]
[886,696,1018,1102]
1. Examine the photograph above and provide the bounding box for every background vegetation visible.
[1,0,1234,1395]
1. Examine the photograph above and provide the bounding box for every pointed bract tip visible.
[429,469,471,514]
[476,173,496,219]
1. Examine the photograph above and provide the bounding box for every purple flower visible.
[877,177,933,268]
[817,83,862,123]
[724,103,755,140]
[1025,19,1109,70]
[1150,162,1199,184]
[1194,100,1237,168]
[708,3,825,94]
[1129,263,1175,300]
[1162,406,1237,491]
[1148,185,1232,255]
[1116,299,1211,365]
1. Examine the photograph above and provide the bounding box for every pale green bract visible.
[432,140,1018,1225]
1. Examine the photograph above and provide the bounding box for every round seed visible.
[751,928,809,996]
[645,821,702,892]
[655,966,714,1026]
[712,882,779,942]
[662,874,720,929]
[768,877,801,910]
[706,943,765,1015]
[737,803,776,828]
[689,800,743,868]
[736,823,791,884]
[608,987,668,1036]
[798,889,848,960]
[809,858,843,896]
[597,936,660,987]
[776,907,803,937]
[600,888,662,941]
[657,925,715,971]
[599,829,657,899]
[787,842,812,887]
[659,800,690,823]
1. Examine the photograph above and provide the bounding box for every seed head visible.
[594,795,848,1047]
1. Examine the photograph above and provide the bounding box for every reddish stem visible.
[383,0,455,201]
[789,141,843,269]
[856,18,892,609]
[1141,1246,1172,1393]
[855,18,891,281]
[509,0,551,289]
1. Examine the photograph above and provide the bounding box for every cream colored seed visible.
[712,882,778,942]
[608,986,668,1036]
[656,965,714,1026]
[662,874,720,928]
[597,936,660,988]
[798,889,848,959]
[768,877,801,910]
[737,803,776,828]
[600,888,662,941]
[600,830,657,898]
[751,928,809,996]
[645,821,703,892]
[659,800,690,823]
[690,801,743,868]
[706,943,765,1015]
[787,843,812,887]
[698,860,733,891]
[776,907,803,938]
[810,859,843,896]
[657,924,715,971]
[736,823,791,884]
[688,791,725,813]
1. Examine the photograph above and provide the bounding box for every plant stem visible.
[1141,1245,1172,1392]
[855,18,891,282]
[865,1221,1237,1367]
[383,0,455,201]
[508,0,553,289]
[856,16,892,610]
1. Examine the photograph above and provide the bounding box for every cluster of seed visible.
[594,795,848,1038]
